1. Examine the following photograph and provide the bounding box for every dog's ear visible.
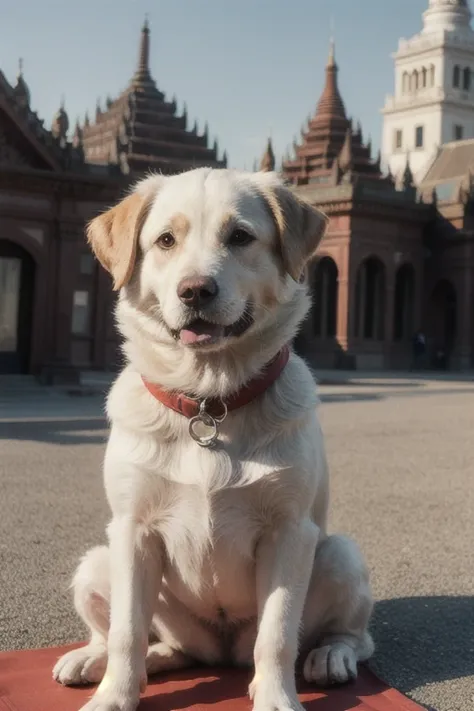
[257,175,329,281]
[87,180,159,290]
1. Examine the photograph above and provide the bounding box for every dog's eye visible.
[228,229,255,247]
[156,232,176,250]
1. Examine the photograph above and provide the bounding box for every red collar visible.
[142,345,290,419]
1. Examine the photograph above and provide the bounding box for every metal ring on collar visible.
[199,398,228,424]
[189,411,219,448]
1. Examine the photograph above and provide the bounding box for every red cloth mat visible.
[0,644,424,711]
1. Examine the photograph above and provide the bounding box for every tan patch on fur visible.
[170,213,191,240]
[258,186,328,281]
[87,191,154,290]
[217,212,237,241]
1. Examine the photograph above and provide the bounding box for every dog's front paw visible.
[303,642,357,686]
[251,693,305,711]
[77,686,139,711]
[250,677,304,711]
[53,644,107,686]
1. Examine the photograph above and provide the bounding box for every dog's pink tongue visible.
[180,321,223,345]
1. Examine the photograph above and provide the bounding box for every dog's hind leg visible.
[53,546,215,685]
[300,534,374,686]
[53,546,110,685]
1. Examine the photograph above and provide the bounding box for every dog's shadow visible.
[369,595,474,694]
[139,668,387,711]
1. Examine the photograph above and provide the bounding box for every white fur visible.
[53,169,373,711]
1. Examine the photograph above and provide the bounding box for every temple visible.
[80,20,226,175]
[2,4,474,377]
[0,21,226,380]
[282,42,383,187]
[259,41,436,371]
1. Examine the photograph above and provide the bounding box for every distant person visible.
[411,330,426,370]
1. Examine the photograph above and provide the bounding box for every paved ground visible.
[0,374,473,711]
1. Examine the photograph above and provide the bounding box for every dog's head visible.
[88,168,328,355]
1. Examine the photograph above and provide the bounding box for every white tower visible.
[381,0,474,184]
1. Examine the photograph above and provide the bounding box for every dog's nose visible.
[177,277,219,308]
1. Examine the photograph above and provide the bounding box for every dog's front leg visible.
[79,516,162,711]
[250,519,319,711]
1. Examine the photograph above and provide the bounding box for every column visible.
[384,265,395,366]
[92,267,109,369]
[456,243,473,369]
[39,219,81,384]
[336,246,350,349]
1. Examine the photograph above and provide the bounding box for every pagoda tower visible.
[282,41,381,186]
[81,19,226,175]
[259,137,275,171]
[381,0,474,184]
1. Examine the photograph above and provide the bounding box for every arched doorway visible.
[393,263,415,341]
[313,256,338,338]
[0,240,35,374]
[354,257,386,340]
[429,279,457,361]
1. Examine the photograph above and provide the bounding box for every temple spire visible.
[314,38,346,121]
[260,137,276,172]
[13,57,30,108]
[133,16,153,85]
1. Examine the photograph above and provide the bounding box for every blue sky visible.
[0,0,432,169]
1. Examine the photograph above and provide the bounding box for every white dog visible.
[53,168,373,711]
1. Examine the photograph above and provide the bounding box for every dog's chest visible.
[161,479,260,565]
[157,473,265,619]
[136,433,301,619]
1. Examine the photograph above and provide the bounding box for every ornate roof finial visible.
[374,149,381,171]
[84,111,90,127]
[338,127,353,173]
[328,16,336,68]
[327,38,336,68]
[14,57,30,107]
[386,163,395,185]
[260,137,276,172]
[222,150,228,167]
[72,118,83,149]
[402,153,415,191]
[52,99,69,143]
